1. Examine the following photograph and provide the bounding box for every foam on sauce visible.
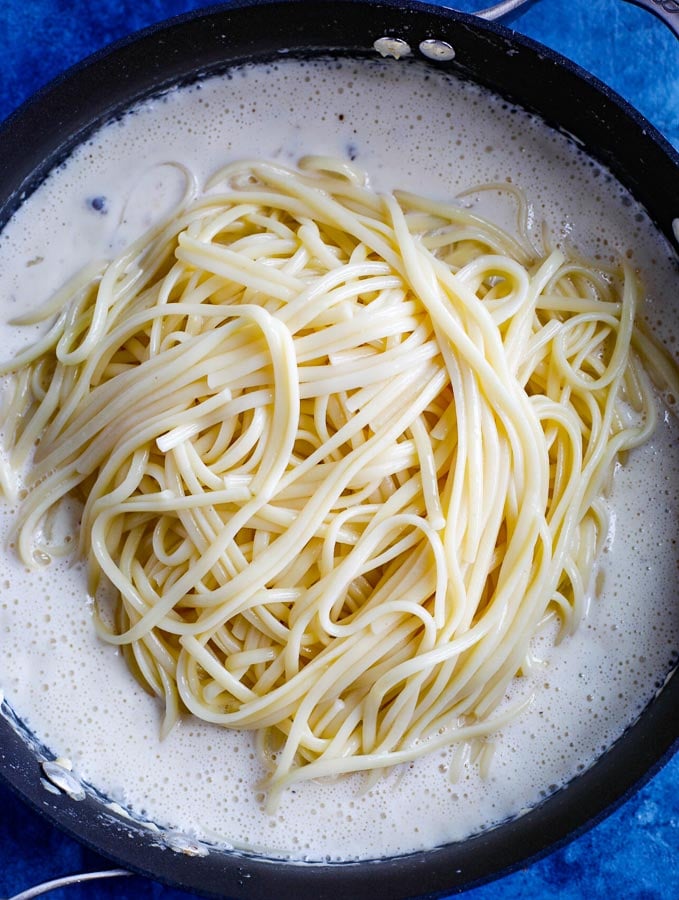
[0,57,677,861]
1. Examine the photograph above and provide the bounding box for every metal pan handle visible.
[622,0,679,39]
[5,869,132,899]
[475,0,539,21]
[478,0,679,39]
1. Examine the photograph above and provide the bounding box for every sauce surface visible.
[0,57,677,860]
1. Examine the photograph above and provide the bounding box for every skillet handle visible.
[622,0,679,39]
[477,0,679,39]
[5,868,132,899]
[475,0,539,21]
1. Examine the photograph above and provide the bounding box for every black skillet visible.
[0,1,677,898]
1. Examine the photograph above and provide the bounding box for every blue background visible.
[0,1,677,898]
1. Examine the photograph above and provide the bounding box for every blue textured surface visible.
[0,1,677,898]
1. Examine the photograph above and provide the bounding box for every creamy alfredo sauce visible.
[0,57,677,861]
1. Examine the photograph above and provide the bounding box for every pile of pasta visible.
[0,157,671,803]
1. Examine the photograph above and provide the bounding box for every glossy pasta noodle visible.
[0,157,672,806]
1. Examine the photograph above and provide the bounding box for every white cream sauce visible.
[0,57,677,861]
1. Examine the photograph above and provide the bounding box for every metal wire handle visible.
[476,0,539,19]
[477,0,679,37]
[624,0,679,38]
[4,869,132,900]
